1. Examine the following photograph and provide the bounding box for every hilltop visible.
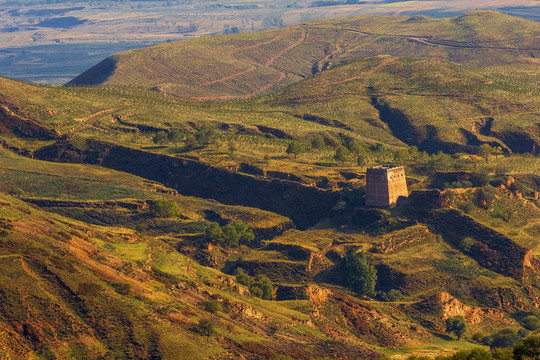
[68,11,540,99]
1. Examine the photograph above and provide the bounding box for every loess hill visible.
[68,11,540,99]
[0,10,540,360]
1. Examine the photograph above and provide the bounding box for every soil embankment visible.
[34,139,340,229]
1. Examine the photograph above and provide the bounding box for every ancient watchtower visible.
[365,165,408,207]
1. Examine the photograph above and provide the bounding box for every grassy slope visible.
[0,12,539,356]
[0,192,333,359]
[67,11,540,99]
[265,56,540,152]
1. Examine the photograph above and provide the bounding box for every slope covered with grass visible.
[67,11,540,99]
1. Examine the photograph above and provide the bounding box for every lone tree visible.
[286,141,303,159]
[198,318,216,340]
[334,146,350,164]
[446,316,467,340]
[477,144,493,163]
[195,124,218,147]
[340,250,377,297]
[150,200,181,218]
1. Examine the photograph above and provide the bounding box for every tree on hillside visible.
[168,130,184,146]
[489,328,523,349]
[340,250,377,297]
[446,316,467,340]
[228,140,238,156]
[334,146,350,164]
[204,222,223,242]
[195,124,218,147]
[370,142,385,153]
[513,335,540,360]
[149,199,181,218]
[198,318,216,340]
[152,131,169,145]
[477,144,493,163]
[222,221,255,247]
[311,135,325,150]
[286,141,303,159]
[347,140,364,155]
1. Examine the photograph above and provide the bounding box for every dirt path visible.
[199,27,294,87]
[336,27,540,51]
[194,27,307,100]
[65,107,120,134]
[251,28,308,96]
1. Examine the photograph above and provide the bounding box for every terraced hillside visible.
[1,10,540,359]
[68,11,540,99]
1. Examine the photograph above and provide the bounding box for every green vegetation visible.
[204,221,255,247]
[204,300,223,314]
[0,9,539,360]
[340,250,377,297]
[150,199,182,218]
[234,268,274,300]
[446,316,467,340]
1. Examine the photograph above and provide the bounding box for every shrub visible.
[198,318,216,337]
[513,335,540,360]
[446,316,467,340]
[471,168,491,186]
[152,131,169,145]
[233,268,273,299]
[488,328,523,349]
[311,135,325,150]
[457,200,475,214]
[234,268,252,287]
[370,142,385,152]
[521,315,540,331]
[204,300,223,314]
[473,186,496,209]
[7,187,25,197]
[460,237,475,252]
[150,199,181,218]
[380,289,403,302]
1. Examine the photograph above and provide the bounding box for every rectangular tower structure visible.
[365,165,408,207]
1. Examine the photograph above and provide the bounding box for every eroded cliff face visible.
[425,208,537,280]
[33,139,340,229]
[410,292,514,332]
[0,102,58,140]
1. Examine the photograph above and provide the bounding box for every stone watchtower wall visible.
[365,166,408,207]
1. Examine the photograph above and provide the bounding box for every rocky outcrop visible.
[411,292,512,331]
[371,227,434,254]
[33,139,340,229]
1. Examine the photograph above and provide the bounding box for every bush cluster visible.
[234,268,273,300]
[204,220,255,247]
